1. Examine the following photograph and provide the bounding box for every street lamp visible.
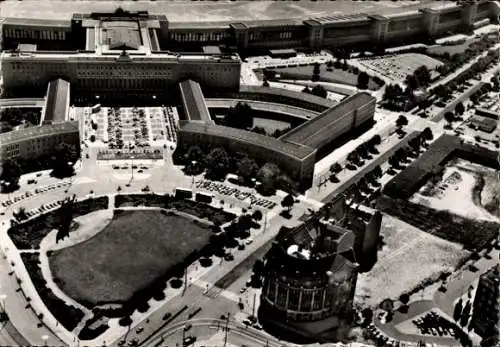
[191,160,197,189]
[130,155,135,181]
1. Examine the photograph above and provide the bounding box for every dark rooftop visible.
[178,121,316,160]
[178,80,213,123]
[104,23,141,50]
[43,79,70,125]
[281,92,375,148]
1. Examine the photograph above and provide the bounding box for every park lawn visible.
[355,214,469,307]
[49,209,211,305]
[274,65,380,90]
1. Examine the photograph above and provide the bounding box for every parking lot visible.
[354,53,443,84]
[77,106,178,148]
[195,180,277,210]
[1,180,72,220]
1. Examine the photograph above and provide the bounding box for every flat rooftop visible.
[179,121,315,160]
[43,79,70,124]
[0,121,79,147]
[281,92,375,148]
[178,80,212,123]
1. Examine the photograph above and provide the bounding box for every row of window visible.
[169,31,230,42]
[3,28,66,40]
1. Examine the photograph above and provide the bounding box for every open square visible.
[49,209,212,305]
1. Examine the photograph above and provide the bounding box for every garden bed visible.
[8,196,109,249]
[114,194,235,225]
[21,252,84,331]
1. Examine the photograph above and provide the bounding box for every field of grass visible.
[49,209,212,305]
[274,65,380,90]
[355,214,470,307]
[427,38,477,56]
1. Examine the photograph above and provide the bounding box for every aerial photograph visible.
[0,0,498,346]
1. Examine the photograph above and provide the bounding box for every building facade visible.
[470,265,500,342]
[1,2,496,54]
[0,79,79,175]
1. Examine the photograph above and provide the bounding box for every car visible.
[162,312,172,321]
[245,238,253,245]
[118,339,126,346]
[240,287,247,293]
[224,254,234,261]
[136,326,144,333]
[242,319,252,326]
[183,323,192,332]
[253,323,263,330]
[183,336,196,346]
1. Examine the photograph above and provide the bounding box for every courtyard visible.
[49,209,212,305]
[77,106,178,148]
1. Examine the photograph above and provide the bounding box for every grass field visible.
[275,65,380,90]
[355,214,469,307]
[49,209,211,304]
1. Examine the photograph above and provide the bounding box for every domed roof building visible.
[258,197,381,342]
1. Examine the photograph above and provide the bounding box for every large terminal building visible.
[0,1,498,100]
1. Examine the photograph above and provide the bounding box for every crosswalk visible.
[197,279,240,303]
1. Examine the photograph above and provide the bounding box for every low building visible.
[470,265,499,341]
[470,116,497,133]
[0,79,80,175]
[176,82,376,189]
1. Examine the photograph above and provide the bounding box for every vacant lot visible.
[411,159,499,222]
[355,214,469,307]
[50,209,211,304]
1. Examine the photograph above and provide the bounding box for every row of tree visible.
[177,144,298,195]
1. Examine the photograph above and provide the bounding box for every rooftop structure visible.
[281,92,376,151]
[42,79,70,125]
[178,121,315,160]
[0,121,79,147]
[178,80,213,123]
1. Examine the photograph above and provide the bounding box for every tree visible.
[396,115,408,128]
[224,102,253,130]
[357,72,370,89]
[251,210,263,221]
[237,156,259,185]
[1,158,22,191]
[356,143,369,158]
[399,293,410,305]
[347,151,360,164]
[372,165,383,178]
[262,78,269,87]
[414,65,431,87]
[312,63,321,82]
[56,195,76,243]
[281,194,294,211]
[329,162,342,174]
[251,126,267,135]
[369,134,382,146]
[51,143,78,178]
[453,299,463,321]
[422,127,433,141]
[256,162,280,195]
[185,145,204,163]
[455,101,465,116]
[388,155,400,168]
[444,111,455,124]
[311,85,327,98]
[204,147,230,180]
